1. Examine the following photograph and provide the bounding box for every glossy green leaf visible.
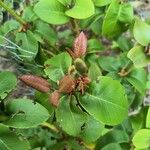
[16,30,38,61]
[80,76,128,125]
[56,96,87,136]
[44,52,72,82]
[88,63,102,80]
[127,45,150,68]
[133,18,150,46]
[102,0,133,38]
[3,99,50,128]
[93,0,111,7]
[0,124,30,150]
[34,0,69,25]
[0,72,17,100]
[79,116,104,143]
[132,129,150,149]
[127,68,147,95]
[65,0,95,19]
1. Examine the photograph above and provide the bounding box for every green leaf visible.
[118,3,133,23]
[16,30,38,61]
[127,68,147,95]
[65,0,95,19]
[56,96,87,136]
[0,124,30,150]
[34,20,57,45]
[102,1,133,38]
[0,72,17,100]
[44,52,72,82]
[133,18,150,46]
[3,99,50,128]
[88,39,104,53]
[80,76,128,125]
[22,6,38,22]
[56,0,72,6]
[101,143,122,150]
[34,0,70,25]
[127,45,150,68]
[79,116,104,143]
[93,0,111,7]
[88,63,102,80]
[146,107,150,128]
[132,129,150,149]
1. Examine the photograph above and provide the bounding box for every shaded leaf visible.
[3,99,50,128]
[0,72,17,100]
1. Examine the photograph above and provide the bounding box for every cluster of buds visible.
[67,31,87,59]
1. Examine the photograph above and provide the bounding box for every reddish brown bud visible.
[58,75,75,93]
[82,76,91,84]
[73,31,87,58]
[49,90,60,107]
[19,75,50,93]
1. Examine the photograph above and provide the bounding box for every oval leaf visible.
[0,72,17,100]
[0,124,30,150]
[34,0,70,25]
[133,18,150,46]
[65,0,95,19]
[80,76,128,125]
[56,96,87,136]
[3,99,50,128]
[132,129,150,149]
[127,45,150,68]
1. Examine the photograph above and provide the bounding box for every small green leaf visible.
[3,99,50,128]
[80,76,128,125]
[56,96,87,136]
[132,129,150,149]
[16,30,38,61]
[88,39,104,53]
[88,63,102,80]
[93,0,111,7]
[102,1,133,38]
[133,18,150,46]
[127,45,150,68]
[34,0,70,25]
[65,0,95,19]
[146,107,150,128]
[127,68,147,95]
[0,72,17,100]
[79,116,104,143]
[44,52,72,82]
[0,124,30,150]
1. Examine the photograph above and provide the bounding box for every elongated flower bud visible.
[49,90,60,107]
[58,75,75,93]
[19,75,50,93]
[73,31,87,58]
